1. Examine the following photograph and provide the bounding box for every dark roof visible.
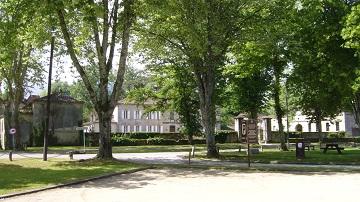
[27,92,82,104]
[37,92,81,103]
[25,95,40,105]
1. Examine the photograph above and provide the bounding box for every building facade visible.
[86,100,181,133]
[0,93,83,149]
[270,111,358,135]
[234,111,359,144]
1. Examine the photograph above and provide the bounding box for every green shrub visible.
[146,137,179,145]
[328,132,346,138]
[215,130,237,143]
[112,136,146,146]
[192,139,206,144]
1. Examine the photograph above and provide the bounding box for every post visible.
[9,151,12,161]
[285,79,290,148]
[188,151,191,165]
[247,143,250,168]
[12,134,15,151]
[191,145,195,158]
[43,35,55,161]
[83,132,86,152]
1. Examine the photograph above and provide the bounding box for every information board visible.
[246,119,258,144]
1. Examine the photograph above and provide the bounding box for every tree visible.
[342,3,360,128]
[137,0,261,157]
[127,64,202,144]
[0,0,46,149]
[53,0,136,159]
[222,42,272,119]
[223,0,296,150]
[288,0,357,134]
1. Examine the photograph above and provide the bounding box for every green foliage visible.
[288,0,357,125]
[0,159,142,195]
[342,4,360,55]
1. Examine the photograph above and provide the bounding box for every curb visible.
[0,166,153,200]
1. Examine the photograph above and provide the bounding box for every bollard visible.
[9,151,12,161]
[69,152,73,160]
[191,145,195,158]
[188,151,191,165]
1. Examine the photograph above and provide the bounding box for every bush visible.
[146,137,179,145]
[192,139,206,144]
[112,132,185,140]
[215,130,238,143]
[123,132,156,139]
[112,136,146,146]
[328,132,346,138]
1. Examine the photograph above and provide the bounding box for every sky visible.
[29,50,145,96]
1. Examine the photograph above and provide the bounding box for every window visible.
[336,122,340,131]
[295,124,303,132]
[151,125,156,132]
[170,112,174,120]
[157,125,161,132]
[135,111,140,119]
[121,125,128,133]
[326,123,330,131]
[170,125,176,132]
[135,125,140,132]
[122,110,129,119]
[156,112,160,120]
[308,123,311,132]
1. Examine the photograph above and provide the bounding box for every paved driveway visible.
[3,168,360,202]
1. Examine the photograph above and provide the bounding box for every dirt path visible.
[3,168,360,202]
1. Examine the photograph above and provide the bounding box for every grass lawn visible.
[0,159,145,196]
[213,148,360,165]
[25,143,240,154]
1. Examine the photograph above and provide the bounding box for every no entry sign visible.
[9,128,16,134]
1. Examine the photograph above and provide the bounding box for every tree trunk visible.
[9,100,22,150]
[96,111,113,159]
[352,92,360,128]
[315,108,323,141]
[195,67,219,158]
[273,59,287,151]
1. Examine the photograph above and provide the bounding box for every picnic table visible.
[321,143,344,154]
[304,143,315,151]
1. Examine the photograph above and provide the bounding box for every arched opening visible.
[295,124,303,132]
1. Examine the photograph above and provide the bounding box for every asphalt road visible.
[3,168,360,202]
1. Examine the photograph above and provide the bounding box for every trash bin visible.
[296,142,305,159]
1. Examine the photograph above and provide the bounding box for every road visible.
[3,168,360,202]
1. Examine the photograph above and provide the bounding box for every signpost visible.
[242,119,258,167]
[9,128,16,150]
[76,126,89,152]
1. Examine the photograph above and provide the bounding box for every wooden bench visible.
[320,143,344,154]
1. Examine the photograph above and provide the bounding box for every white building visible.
[84,100,181,133]
[271,111,358,135]
[234,111,359,143]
